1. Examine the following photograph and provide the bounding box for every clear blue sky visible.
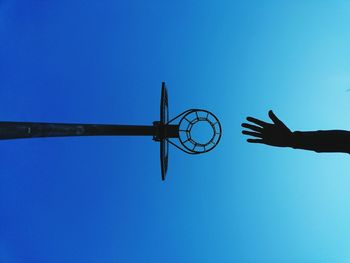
[1,1,350,262]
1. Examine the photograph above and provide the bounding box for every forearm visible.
[290,130,350,153]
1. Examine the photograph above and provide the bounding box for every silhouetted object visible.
[0,82,222,180]
[242,110,350,153]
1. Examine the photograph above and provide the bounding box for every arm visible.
[242,110,350,154]
[291,130,350,153]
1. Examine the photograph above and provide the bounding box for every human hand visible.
[241,110,293,147]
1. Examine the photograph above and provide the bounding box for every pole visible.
[0,122,179,140]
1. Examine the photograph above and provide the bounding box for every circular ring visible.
[178,109,222,154]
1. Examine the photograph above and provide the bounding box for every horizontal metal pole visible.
[0,122,159,140]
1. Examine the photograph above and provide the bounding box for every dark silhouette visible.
[242,110,350,153]
[0,121,179,140]
[0,82,222,180]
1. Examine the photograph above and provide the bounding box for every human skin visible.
[242,110,350,154]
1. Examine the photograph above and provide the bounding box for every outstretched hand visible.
[241,110,293,147]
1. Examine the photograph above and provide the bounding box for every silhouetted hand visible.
[241,110,293,147]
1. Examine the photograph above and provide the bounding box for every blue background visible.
[2,1,350,262]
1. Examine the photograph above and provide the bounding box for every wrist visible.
[288,131,298,148]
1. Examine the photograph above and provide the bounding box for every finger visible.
[246,117,269,128]
[241,123,263,132]
[242,130,263,138]
[268,110,283,125]
[247,138,264,144]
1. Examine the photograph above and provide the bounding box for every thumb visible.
[268,110,283,125]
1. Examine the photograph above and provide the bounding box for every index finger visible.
[246,117,269,128]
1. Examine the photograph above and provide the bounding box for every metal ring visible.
[178,109,222,154]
